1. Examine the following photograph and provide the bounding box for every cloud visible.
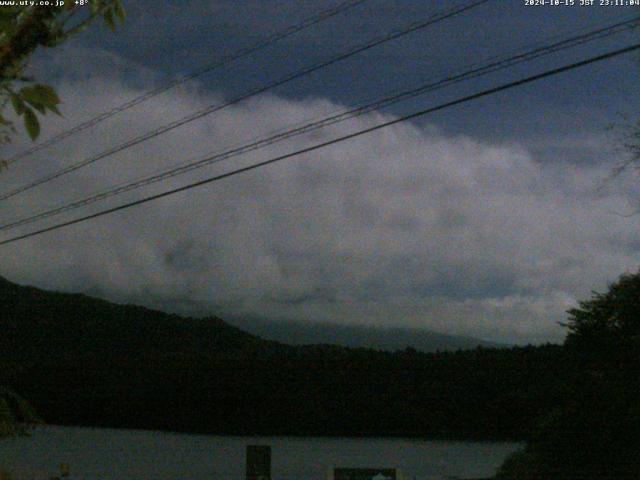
[0,47,638,344]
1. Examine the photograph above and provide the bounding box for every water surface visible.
[0,426,520,479]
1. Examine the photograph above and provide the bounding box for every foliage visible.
[0,386,40,437]
[497,269,640,479]
[564,269,640,353]
[0,1,125,437]
[0,1,125,153]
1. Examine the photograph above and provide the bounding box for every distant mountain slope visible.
[0,275,568,440]
[225,315,504,352]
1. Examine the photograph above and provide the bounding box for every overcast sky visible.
[1,0,639,344]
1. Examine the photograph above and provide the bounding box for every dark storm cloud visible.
[69,0,640,135]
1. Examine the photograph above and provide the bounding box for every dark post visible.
[246,445,271,480]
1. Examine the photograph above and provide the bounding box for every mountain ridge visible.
[225,314,504,352]
[0,275,567,440]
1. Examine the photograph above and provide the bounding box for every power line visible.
[3,0,370,166]
[1,42,637,247]
[0,15,635,232]
[0,0,491,202]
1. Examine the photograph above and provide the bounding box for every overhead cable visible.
[0,0,491,202]
[3,0,371,166]
[1,15,636,232]
[1,42,637,246]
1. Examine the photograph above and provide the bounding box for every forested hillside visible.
[0,276,570,440]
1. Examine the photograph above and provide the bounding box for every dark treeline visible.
[496,270,640,479]
[0,276,574,440]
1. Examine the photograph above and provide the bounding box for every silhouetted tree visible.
[497,269,640,479]
[564,269,640,354]
[0,2,125,437]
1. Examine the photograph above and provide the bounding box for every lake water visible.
[0,426,520,480]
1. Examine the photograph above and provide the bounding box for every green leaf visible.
[0,5,23,16]
[115,0,126,23]
[103,9,116,31]
[91,0,102,14]
[0,17,16,32]
[47,103,62,116]
[23,108,40,141]
[19,85,60,107]
[30,102,46,115]
[10,93,24,115]
[0,6,22,30]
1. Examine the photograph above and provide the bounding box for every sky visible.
[1,0,639,344]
